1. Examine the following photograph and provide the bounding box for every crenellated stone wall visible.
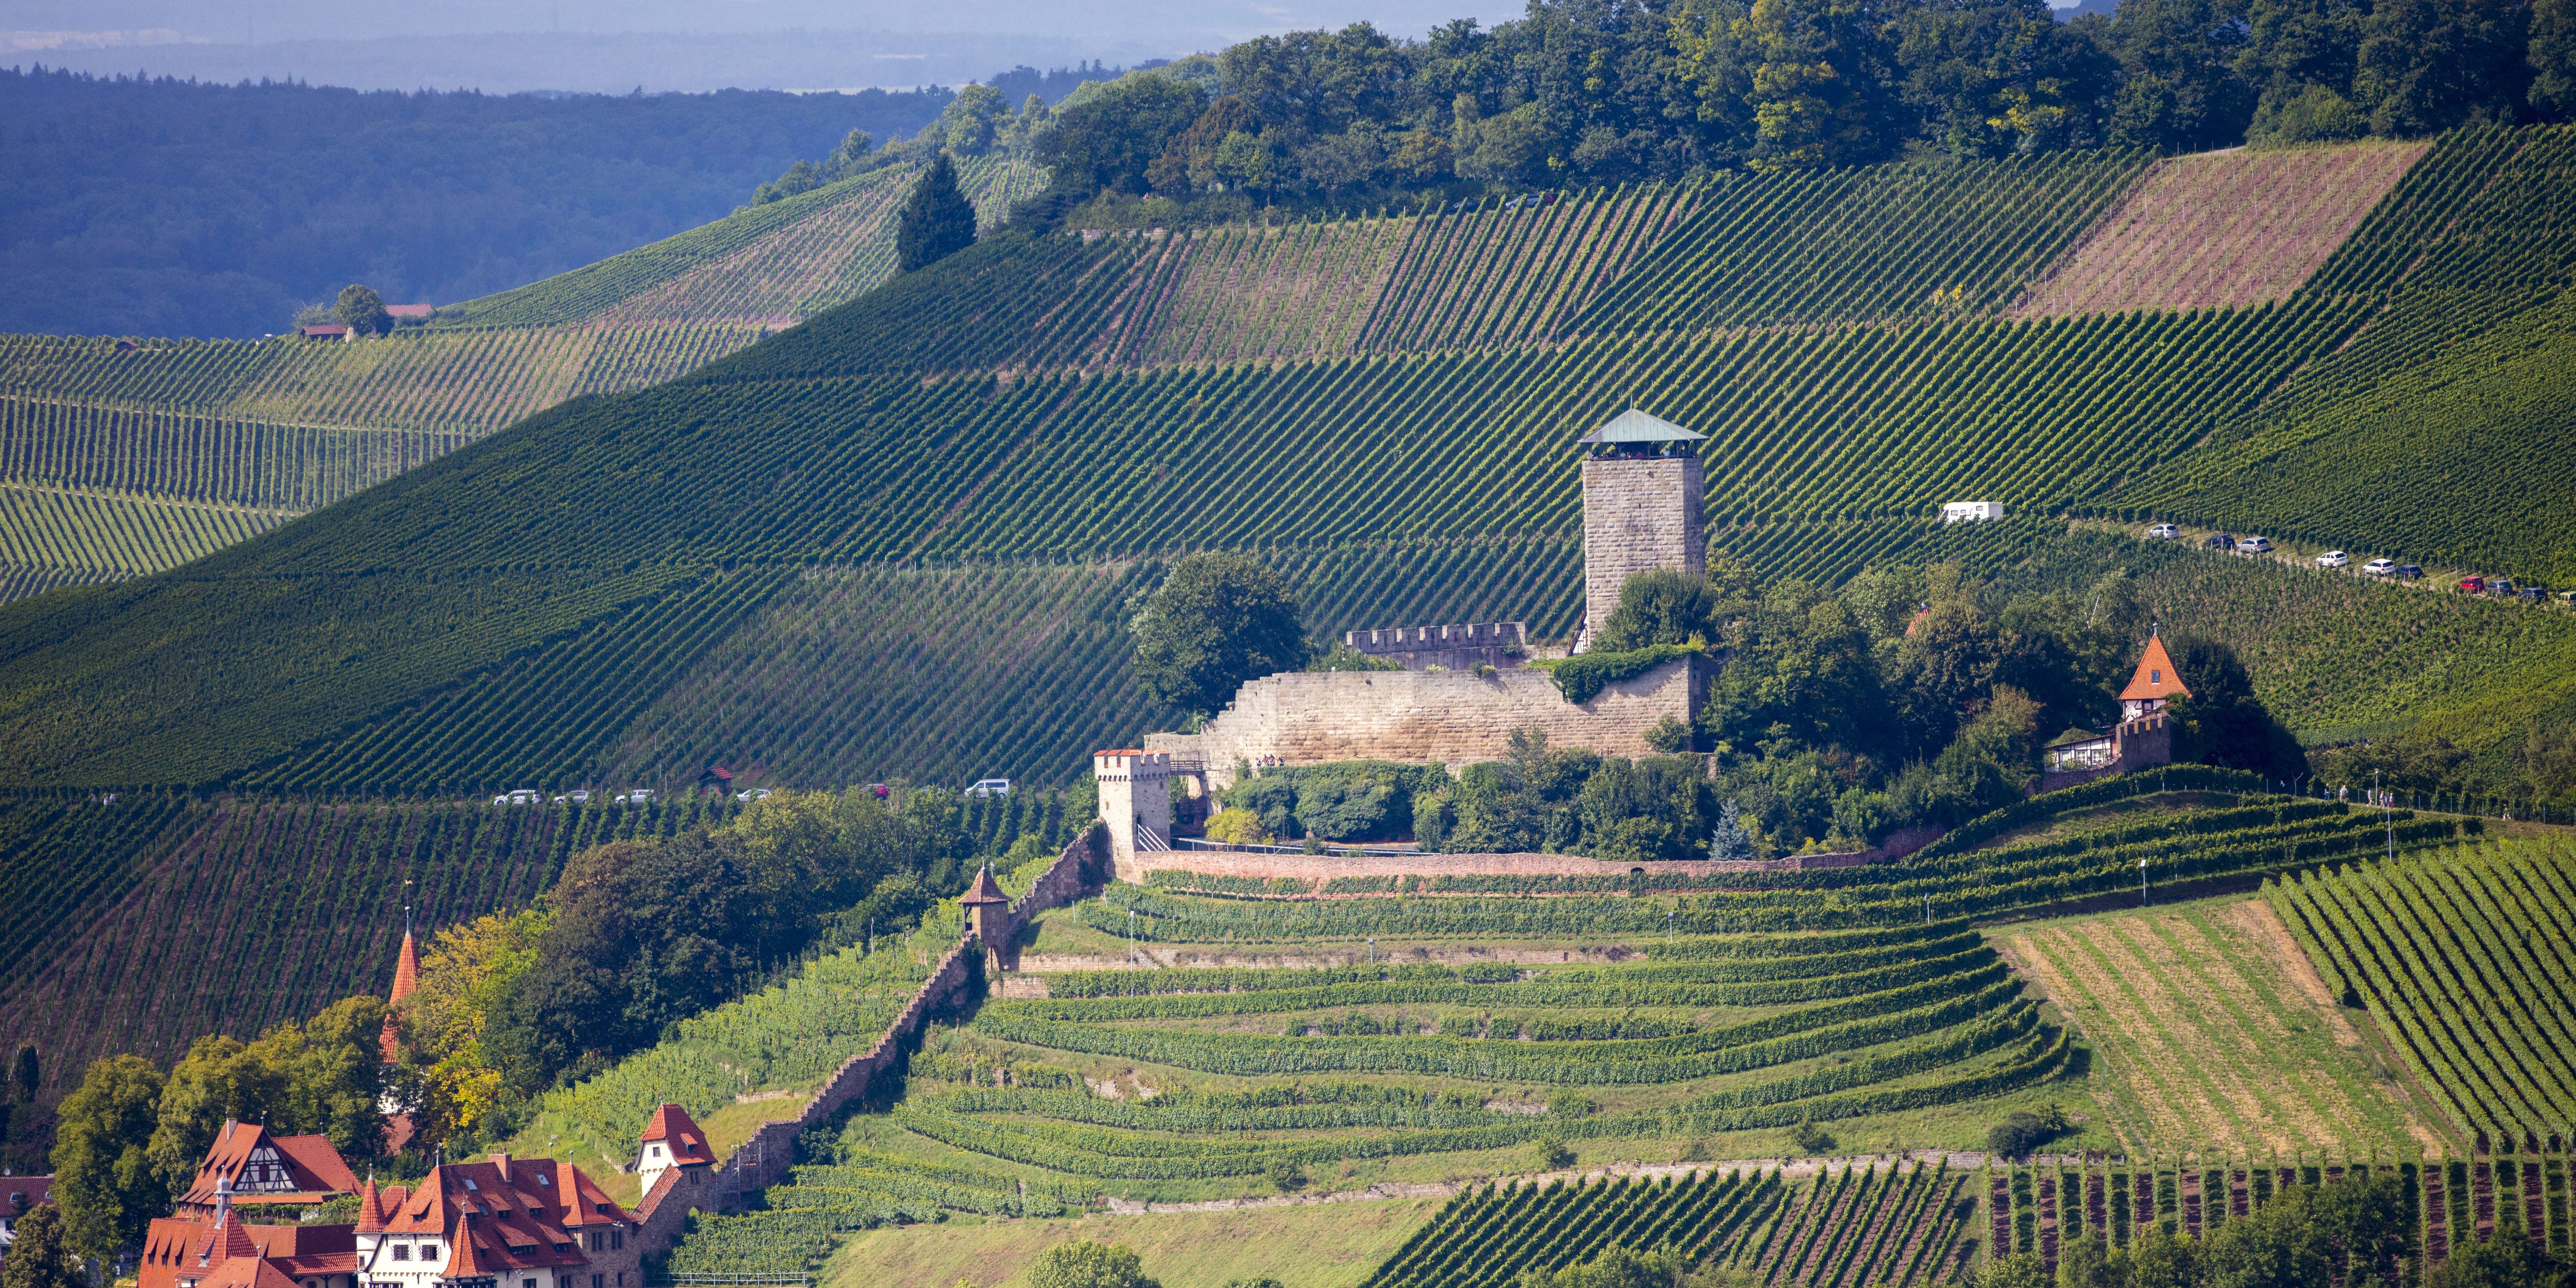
[1146,659,1707,794]
[626,825,1107,1266]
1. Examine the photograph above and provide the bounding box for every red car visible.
[2457,576,2486,593]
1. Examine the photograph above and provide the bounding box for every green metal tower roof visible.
[1577,408,1707,445]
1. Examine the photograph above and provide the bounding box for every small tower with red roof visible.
[635,1104,714,1197]
[2118,632,2192,722]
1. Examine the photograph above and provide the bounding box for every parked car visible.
[2458,576,2487,593]
[2490,577,2515,595]
[2236,537,2273,554]
[2147,523,2181,539]
[968,778,1012,797]
[493,788,540,806]
[2205,533,2236,550]
[2395,565,2424,580]
[2315,550,2349,568]
[733,788,774,802]
[2560,590,2576,604]
[2363,558,2397,576]
[612,788,655,805]
[866,782,891,798]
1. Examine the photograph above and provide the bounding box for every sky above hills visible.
[6,0,1527,92]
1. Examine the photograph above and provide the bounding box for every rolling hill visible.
[5,124,2576,1217]
[0,131,2570,800]
[0,157,1042,602]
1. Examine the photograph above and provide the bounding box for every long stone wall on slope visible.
[1149,661,1707,794]
[626,824,1108,1263]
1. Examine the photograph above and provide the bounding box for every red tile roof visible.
[3,1176,51,1217]
[381,928,421,1063]
[382,304,433,318]
[638,1105,714,1165]
[960,864,1009,905]
[370,1158,624,1276]
[2117,634,2193,703]
[141,1211,359,1288]
[175,1123,358,1216]
[297,325,347,337]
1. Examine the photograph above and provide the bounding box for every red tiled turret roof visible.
[959,864,1009,906]
[638,1104,714,1165]
[381,927,420,1063]
[2118,634,2193,704]
[355,1178,388,1233]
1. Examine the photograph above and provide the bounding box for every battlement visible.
[1343,621,1528,671]
[1092,749,1171,780]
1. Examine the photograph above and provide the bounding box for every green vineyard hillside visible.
[2269,839,2576,1140]
[0,132,2571,796]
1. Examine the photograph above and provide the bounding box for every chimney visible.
[221,1118,236,1143]
[489,1153,510,1183]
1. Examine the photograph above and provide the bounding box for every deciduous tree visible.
[1130,552,1306,716]
[49,1054,164,1261]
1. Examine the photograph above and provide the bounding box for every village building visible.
[633,1105,714,1198]
[2118,633,2192,722]
[2040,633,2188,787]
[349,1156,636,1288]
[0,1177,56,1268]
[173,1121,360,1221]
[141,1195,359,1288]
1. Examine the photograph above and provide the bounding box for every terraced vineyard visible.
[0,323,760,598]
[1101,798,2469,933]
[2268,838,2576,1139]
[1571,153,2151,333]
[1361,1171,1799,1288]
[2002,898,2444,1156]
[1977,1153,2572,1275]
[1713,1162,1972,1288]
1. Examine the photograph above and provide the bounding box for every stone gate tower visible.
[1578,408,1707,651]
[1093,749,1172,881]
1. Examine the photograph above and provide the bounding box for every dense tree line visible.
[0,69,952,338]
[977,0,2576,226]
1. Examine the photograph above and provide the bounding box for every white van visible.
[968,778,1012,797]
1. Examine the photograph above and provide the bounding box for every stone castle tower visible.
[1092,749,1172,881]
[1578,408,1706,651]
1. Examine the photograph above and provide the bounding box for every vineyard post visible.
[2140,858,2150,906]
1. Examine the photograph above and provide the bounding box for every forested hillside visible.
[0,70,950,338]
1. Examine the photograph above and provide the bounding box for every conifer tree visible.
[896,153,976,273]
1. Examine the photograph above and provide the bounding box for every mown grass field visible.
[2000,897,2450,1157]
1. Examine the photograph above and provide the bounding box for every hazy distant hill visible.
[0,69,952,338]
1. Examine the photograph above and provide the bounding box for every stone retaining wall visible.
[628,825,1107,1262]
[1148,661,1706,793]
